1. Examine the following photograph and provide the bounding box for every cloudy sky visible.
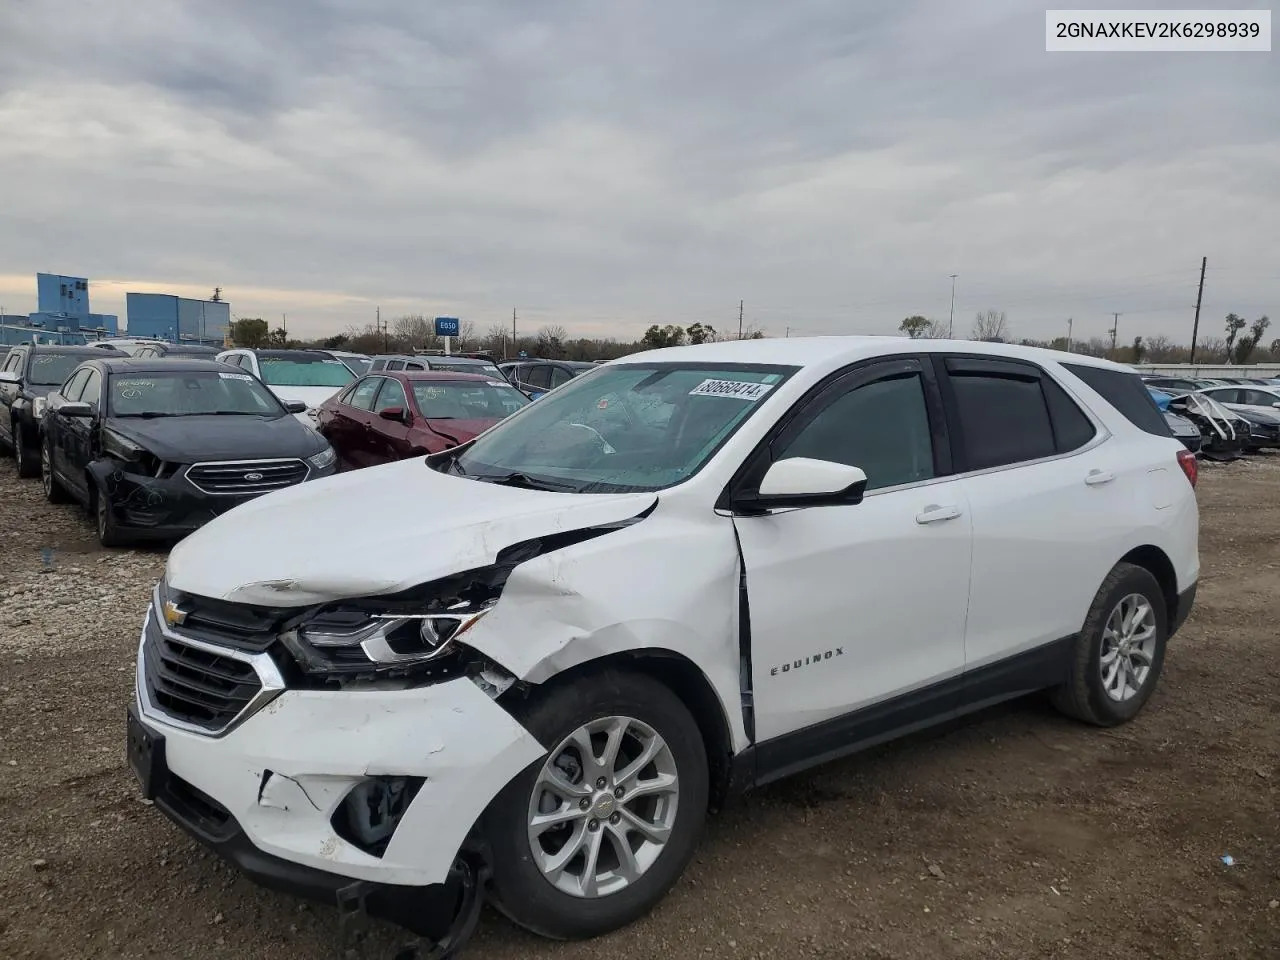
[0,1,1275,344]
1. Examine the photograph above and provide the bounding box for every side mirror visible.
[58,401,94,418]
[740,457,868,510]
[285,400,307,413]
[378,406,408,423]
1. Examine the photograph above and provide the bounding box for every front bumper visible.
[128,700,477,939]
[101,463,336,537]
[131,612,544,888]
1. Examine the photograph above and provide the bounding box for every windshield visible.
[411,379,530,420]
[109,370,287,417]
[29,354,92,385]
[333,355,372,375]
[452,363,797,492]
[257,356,355,387]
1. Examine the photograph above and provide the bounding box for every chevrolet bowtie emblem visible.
[162,600,189,627]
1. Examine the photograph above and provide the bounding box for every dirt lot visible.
[1,455,1277,960]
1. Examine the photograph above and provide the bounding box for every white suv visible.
[128,337,1198,953]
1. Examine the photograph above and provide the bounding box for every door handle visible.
[1085,469,1115,486]
[915,504,962,524]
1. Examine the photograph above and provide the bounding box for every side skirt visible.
[744,635,1077,788]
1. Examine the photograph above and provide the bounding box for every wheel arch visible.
[1117,544,1178,628]
[509,649,741,810]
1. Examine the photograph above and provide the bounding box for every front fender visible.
[465,508,750,752]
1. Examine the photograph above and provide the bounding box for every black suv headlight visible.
[103,429,170,477]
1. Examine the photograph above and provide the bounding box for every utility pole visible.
[282,313,287,339]
[947,274,958,338]
[1110,313,1121,357]
[785,326,791,338]
[738,299,744,340]
[1189,256,1207,364]
[1066,317,1073,352]
[512,307,517,357]
[378,305,387,353]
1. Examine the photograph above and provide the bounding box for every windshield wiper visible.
[475,472,573,491]
[116,412,181,418]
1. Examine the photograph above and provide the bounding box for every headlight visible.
[308,446,336,471]
[278,557,530,680]
[32,397,46,420]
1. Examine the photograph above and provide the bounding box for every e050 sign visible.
[434,317,460,337]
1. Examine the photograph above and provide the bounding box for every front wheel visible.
[1051,562,1169,726]
[41,441,69,503]
[92,481,128,548]
[485,668,708,940]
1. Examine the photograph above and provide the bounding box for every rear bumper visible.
[1170,582,1197,638]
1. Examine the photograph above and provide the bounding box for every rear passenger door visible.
[934,355,1123,681]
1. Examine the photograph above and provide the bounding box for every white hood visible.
[267,385,343,408]
[165,457,656,606]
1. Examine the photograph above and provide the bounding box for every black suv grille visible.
[164,588,284,653]
[142,614,264,731]
[185,459,308,495]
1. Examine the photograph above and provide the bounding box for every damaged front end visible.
[139,510,664,959]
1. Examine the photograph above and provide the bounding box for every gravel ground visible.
[1,454,1278,960]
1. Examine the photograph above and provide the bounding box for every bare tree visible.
[925,319,950,339]
[971,310,1009,342]
[536,324,569,358]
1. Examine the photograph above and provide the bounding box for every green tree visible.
[899,315,930,339]
[686,322,717,345]
[230,317,269,347]
[1232,314,1270,364]
[1131,335,1145,363]
[1224,313,1247,353]
[641,324,686,349]
[322,333,349,349]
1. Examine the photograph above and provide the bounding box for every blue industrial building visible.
[0,273,119,346]
[124,293,230,344]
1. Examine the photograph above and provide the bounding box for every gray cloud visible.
[0,0,1275,342]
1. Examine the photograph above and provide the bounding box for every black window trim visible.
[719,354,952,512]
[930,353,1108,478]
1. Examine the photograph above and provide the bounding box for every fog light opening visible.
[331,775,425,857]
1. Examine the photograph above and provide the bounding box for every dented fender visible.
[466,504,751,752]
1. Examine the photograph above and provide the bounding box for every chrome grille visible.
[185,458,308,496]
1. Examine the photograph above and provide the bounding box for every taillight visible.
[1176,448,1197,488]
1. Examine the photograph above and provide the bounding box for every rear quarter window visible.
[1064,364,1172,437]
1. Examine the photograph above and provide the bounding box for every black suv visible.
[41,358,338,547]
[497,359,596,398]
[0,344,108,477]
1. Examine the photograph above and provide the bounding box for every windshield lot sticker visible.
[689,379,774,401]
[218,372,254,381]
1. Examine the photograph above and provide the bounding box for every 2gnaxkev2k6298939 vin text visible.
[126,337,1198,957]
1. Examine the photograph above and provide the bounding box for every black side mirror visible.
[285,400,307,413]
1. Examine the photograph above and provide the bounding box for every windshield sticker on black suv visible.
[688,379,774,401]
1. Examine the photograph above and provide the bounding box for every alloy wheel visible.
[526,715,680,899]
[1100,593,1157,702]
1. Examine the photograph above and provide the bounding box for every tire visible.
[92,481,127,548]
[485,668,709,941]
[13,423,38,478]
[41,440,69,504]
[1051,562,1169,727]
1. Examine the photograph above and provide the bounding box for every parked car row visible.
[1141,374,1280,461]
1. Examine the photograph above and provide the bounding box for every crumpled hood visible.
[166,457,656,605]
[109,414,325,463]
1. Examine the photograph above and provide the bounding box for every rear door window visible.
[348,378,381,411]
[943,357,1093,470]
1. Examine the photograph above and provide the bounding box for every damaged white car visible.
[127,338,1198,955]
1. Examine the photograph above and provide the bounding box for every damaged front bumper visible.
[129,612,544,944]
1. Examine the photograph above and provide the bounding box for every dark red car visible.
[316,370,530,470]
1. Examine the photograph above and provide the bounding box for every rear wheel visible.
[13,423,38,478]
[485,668,708,940]
[1051,562,1168,726]
[41,440,69,503]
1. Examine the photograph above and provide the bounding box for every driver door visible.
[732,357,973,758]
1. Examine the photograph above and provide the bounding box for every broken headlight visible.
[284,599,495,676]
